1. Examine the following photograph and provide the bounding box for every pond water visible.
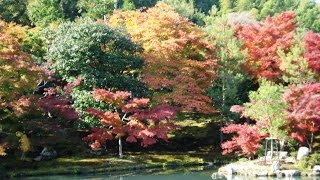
[23,167,319,180]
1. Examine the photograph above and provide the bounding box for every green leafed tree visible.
[219,0,235,14]
[131,0,158,8]
[0,0,30,25]
[235,0,266,12]
[296,0,320,32]
[121,0,136,10]
[27,0,63,27]
[45,19,147,126]
[161,0,206,26]
[242,79,288,142]
[259,0,297,19]
[205,13,256,143]
[77,0,114,19]
[279,31,319,84]
[205,13,248,119]
[194,0,219,14]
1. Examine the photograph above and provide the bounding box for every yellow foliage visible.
[0,145,7,156]
[16,132,31,153]
[0,20,43,105]
[107,2,217,113]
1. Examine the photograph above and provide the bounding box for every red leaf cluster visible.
[304,31,320,75]
[63,77,81,94]
[85,88,178,149]
[284,83,320,146]
[38,95,79,120]
[221,123,266,157]
[93,89,131,106]
[237,12,296,81]
[38,83,81,120]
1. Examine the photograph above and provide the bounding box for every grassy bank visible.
[0,151,229,178]
[0,113,230,178]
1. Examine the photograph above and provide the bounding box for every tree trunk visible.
[220,77,226,145]
[119,137,123,158]
[114,0,119,9]
[309,132,314,153]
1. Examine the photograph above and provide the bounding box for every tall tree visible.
[0,21,43,155]
[204,13,253,143]
[108,3,217,114]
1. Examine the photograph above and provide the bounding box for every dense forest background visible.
[0,0,320,168]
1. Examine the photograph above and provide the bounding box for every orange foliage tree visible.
[0,21,43,109]
[237,12,296,81]
[0,21,43,156]
[107,2,217,113]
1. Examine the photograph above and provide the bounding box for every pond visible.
[23,167,317,180]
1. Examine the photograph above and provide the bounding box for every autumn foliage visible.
[84,88,178,150]
[107,3,217,113]
[221,123,267,157]
[237,12,296,81]
[284,83,320,149]
[0,21,43,109]
[304,31,320,75]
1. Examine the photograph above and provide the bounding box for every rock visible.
[282,170,301,177]
[271,161,280,172]
[308,172,320,177]
[38,147,57,160]
[279,151,288,159]
[284,156,296,164]
[297,147,309,160]
[211,173,227,180]
[226,166,234,175]
[313,165,320,172]
[33,155,42,162]
[255,171,268,177]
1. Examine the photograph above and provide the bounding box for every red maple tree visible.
[84,88,178,157]
[284,83,320,151]
[304,31,320,75]
[237,12,296,81]
[221,123,267,157]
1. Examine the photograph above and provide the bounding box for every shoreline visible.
[1,152,226,178]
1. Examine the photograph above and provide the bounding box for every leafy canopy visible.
[108,2,217,113]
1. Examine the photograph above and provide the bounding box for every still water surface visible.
[24,167,319,180]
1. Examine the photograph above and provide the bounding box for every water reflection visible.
[211,174,319,180]
[22,167,319,180]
